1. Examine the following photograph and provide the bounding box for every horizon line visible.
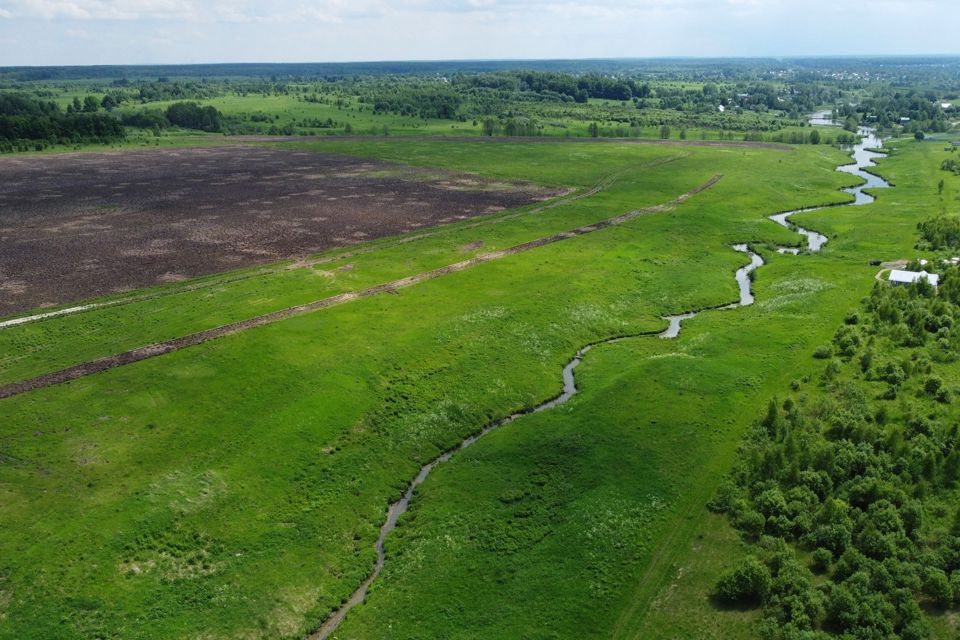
[4,53,960,71]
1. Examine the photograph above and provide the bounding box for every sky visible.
[0,0,956,67]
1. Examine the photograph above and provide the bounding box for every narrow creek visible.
[310,120,889,638]
[770,114,890,254]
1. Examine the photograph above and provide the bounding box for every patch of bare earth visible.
[0,146,558,315]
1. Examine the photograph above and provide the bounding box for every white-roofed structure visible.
[888,269,940,287]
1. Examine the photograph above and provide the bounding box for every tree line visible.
[0,93,125,150]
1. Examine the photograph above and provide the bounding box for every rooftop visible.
[889,269,940,287]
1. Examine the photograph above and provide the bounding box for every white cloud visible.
[0,0,958,65]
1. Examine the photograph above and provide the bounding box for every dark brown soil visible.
[0,146,557,315]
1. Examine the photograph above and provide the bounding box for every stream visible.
[770,112,890,254]
[310,118,890,638]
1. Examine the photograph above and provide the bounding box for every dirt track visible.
[0,174,721,401]
[0,146,556,315]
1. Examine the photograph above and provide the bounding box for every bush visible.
[165,102,223,132]
[950,571,960,605]
[811,547,833,573]
[918,215,960,250]
[923,569,953,608]
[715,556,771,605]
[735,509,766,539]
[813,345,833,359]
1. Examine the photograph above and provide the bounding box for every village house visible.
[888,269,940,287]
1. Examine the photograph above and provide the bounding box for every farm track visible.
[0,174,721,401]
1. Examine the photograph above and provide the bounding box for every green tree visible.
[715,556,771,605]
[82,96,100,113]
[924,569,953,608]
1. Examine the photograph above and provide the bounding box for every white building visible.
[889,269,940,287]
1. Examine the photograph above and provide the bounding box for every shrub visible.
[923,568,953,608]
[735,509,766,539]
[918,215,960,250]
[811,547,833,573]
[715,556,771,605]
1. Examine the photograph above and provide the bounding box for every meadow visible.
[1,122,958,640]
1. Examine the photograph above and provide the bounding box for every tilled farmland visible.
[0,145,557,315]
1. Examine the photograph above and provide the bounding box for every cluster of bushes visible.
[364,85,463,119]
[164,101,223,132]
[478,116,542,137]
[712,272,960,639]
[456,70,641,102]
[941,158,960,176]
[121,102,224,133]
[918,215,960,250]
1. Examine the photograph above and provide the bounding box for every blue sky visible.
[0,0,955,66]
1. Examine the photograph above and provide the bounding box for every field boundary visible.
[0,174,721,401]
[235,134,796,151]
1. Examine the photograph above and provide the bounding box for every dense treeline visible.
[2,59,957,146]
[712,272,960,639]
[455,71,642,102]
[119,102,224,133]
[365,86,463,119]
[4,56,958,82]
[0,92,124,150]
[130,79,220,103]
[164,102,223,132]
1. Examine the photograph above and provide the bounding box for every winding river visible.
[770,113,890,254]
[310,118,890,638]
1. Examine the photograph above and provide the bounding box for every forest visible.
[0,57,958,149]
[712,270,960,640]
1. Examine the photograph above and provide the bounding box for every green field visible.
[2,124,959,640]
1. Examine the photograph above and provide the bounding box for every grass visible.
[1,134,937,640]
[0,141,849,386]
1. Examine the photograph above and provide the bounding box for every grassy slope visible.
[0,140,855,640]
